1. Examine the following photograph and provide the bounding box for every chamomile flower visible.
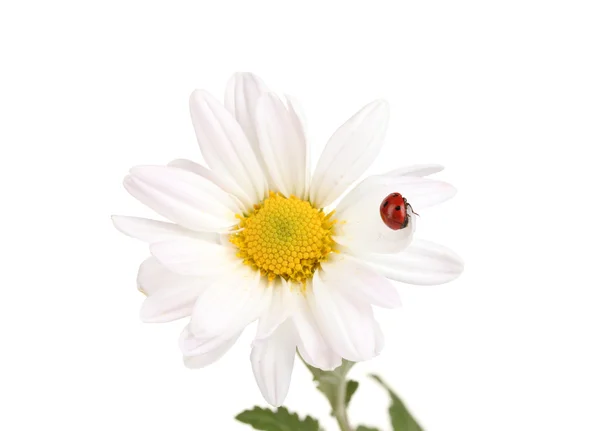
[112,73,463,407]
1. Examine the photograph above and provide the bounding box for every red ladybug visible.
[379,192,416,230]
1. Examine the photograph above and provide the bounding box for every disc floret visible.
[230,192,337,283]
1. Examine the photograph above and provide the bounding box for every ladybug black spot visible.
[383,201,388,207]
[395,205,401,211]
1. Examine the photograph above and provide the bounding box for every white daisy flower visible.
[112,72,463,407]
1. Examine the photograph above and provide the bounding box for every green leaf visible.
[304,359,358,414]
[345,380,359,406]
[356,426,380,431]
[235,407,321,431]
[371,375,424,431]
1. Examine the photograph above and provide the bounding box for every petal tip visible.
[122,174,134,189]
[111,214,122,228]
[235,71,262,82]
[374,98,390,108]
[139,303,157,323]
[111,214,135,238]
[189,89,218,110]
[128,164,157,178]
[189,88,208,100]
[448,183,458,198]
[369,98,390,115]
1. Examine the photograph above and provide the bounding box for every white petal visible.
[251,320,297,407]
[333,174,456,253]
[356,239,464,285]
[112,215,218,244]
[375,323,385,355]
[284,94,308,136]
[255,278,297,340]
[320,255,401,308]
[150,238,238,277]
[255,93,307,198]
[285,95,312,193]
[333,219,414,255]
[334,185,415,254]
[131,165,243,214]
[183,343,235,368]
[190,266,270,338]
[168,159,253,209]
[124,166,240,232]
[137,258,210,322]
[309,272,381,362]
[225,72,269,148]
[136,257,175,296]
[224,73,269,166]
[140,281,207,323]
[336,174,456,216]
[180,325,241,368]
[310,100,389,208]
[384,164,445,178]
[190,90,266,204]
[292,290,342,370]
[180,325,236,356]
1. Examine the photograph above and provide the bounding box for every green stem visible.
[299,356,356,431]
[333,373,353,431]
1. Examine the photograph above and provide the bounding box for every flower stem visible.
[333,372,353,431]
[300,355,355,431]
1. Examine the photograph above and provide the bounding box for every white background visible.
[1,1,599,430]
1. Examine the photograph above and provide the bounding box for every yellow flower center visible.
[230,192,337,284]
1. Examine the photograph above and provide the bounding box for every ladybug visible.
[379,192,417,230]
